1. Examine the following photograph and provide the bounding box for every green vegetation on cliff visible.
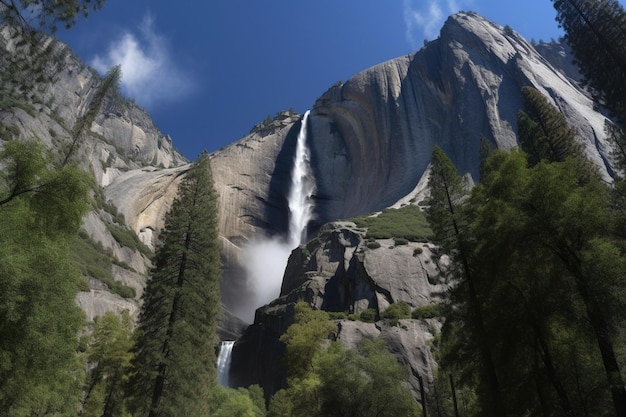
[351,204,432,241]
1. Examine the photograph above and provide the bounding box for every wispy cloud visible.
[403,0,473,49]
[90,14,194,107]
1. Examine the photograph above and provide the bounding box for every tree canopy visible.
[0,0,106,32]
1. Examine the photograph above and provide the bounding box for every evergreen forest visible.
[2,0,626,416]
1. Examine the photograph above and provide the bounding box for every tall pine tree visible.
[127,155,221,417]
[426,146,507,416]
[552,0,626,127]
[519,85,626,415]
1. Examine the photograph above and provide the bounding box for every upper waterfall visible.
[287,110,315,247]
[239,111,317,323]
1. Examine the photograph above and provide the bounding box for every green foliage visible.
[279,302,336,380]
[425,146,471,257]
[382,301,411,322]
[553,0,626,127]
[267,389,293,417]
[412,303,443,319]
[394,237,409,246]
[366,240,381,249]
[271,306,421,417]
[128,156,222,417]
[83,311,134,417]
[106,222,152,257]
[0,142,91,414]
[518,86,597,183]
[413,247,423,256]
[359,308,377,322]
[327,311,347,320]
[0,94,37,117]
[426,145,506,415]
[433,141,626,415]
[518,86,580,165]
[0,122,20,140]
[351,204,432,241]
[606,119,626,176]
[207,385,266,417]
[316,340,421,417]
[72,232,136,299]
[1,0,107,32]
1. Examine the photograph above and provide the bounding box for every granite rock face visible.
[308,12,613,224]
[230,223,447,399]
[209,111,303,317]
[210,14,615,274]
[227,12,620,400]
[0,31,249,339]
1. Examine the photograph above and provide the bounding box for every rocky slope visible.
[230,222,445,398]
[0,28,189,322]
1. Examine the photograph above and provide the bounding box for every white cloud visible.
[90,14,194,107]
[403,0,473,49]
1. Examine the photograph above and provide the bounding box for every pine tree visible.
[83,311,134,417]
[127,155,221,417]
[552,0,626,126]
[471,150,579,415]
[518,84,626,414]
[518,86,581,165]
[426,146,507,416]
[61,65,120,168]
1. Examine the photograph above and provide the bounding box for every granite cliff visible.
[209,13,614,323]
[0,11,619,403]
[220,12,618,399]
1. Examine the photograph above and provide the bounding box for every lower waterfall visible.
[217,340,234,387]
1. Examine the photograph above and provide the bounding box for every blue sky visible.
[54,1,599,160]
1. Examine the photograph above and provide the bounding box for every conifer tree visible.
[127,155,221,417]
[426,146,507,416]
[82,311,134,417]
[552,0,626,126]
[518,86,597,182]
[518,85,626,415]
[518,86,581,165]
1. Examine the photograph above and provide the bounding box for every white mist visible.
[241,111,315,323]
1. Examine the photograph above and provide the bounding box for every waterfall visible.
[240,111,316,323]
[287,110,314,247]
[217,340,234,387]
